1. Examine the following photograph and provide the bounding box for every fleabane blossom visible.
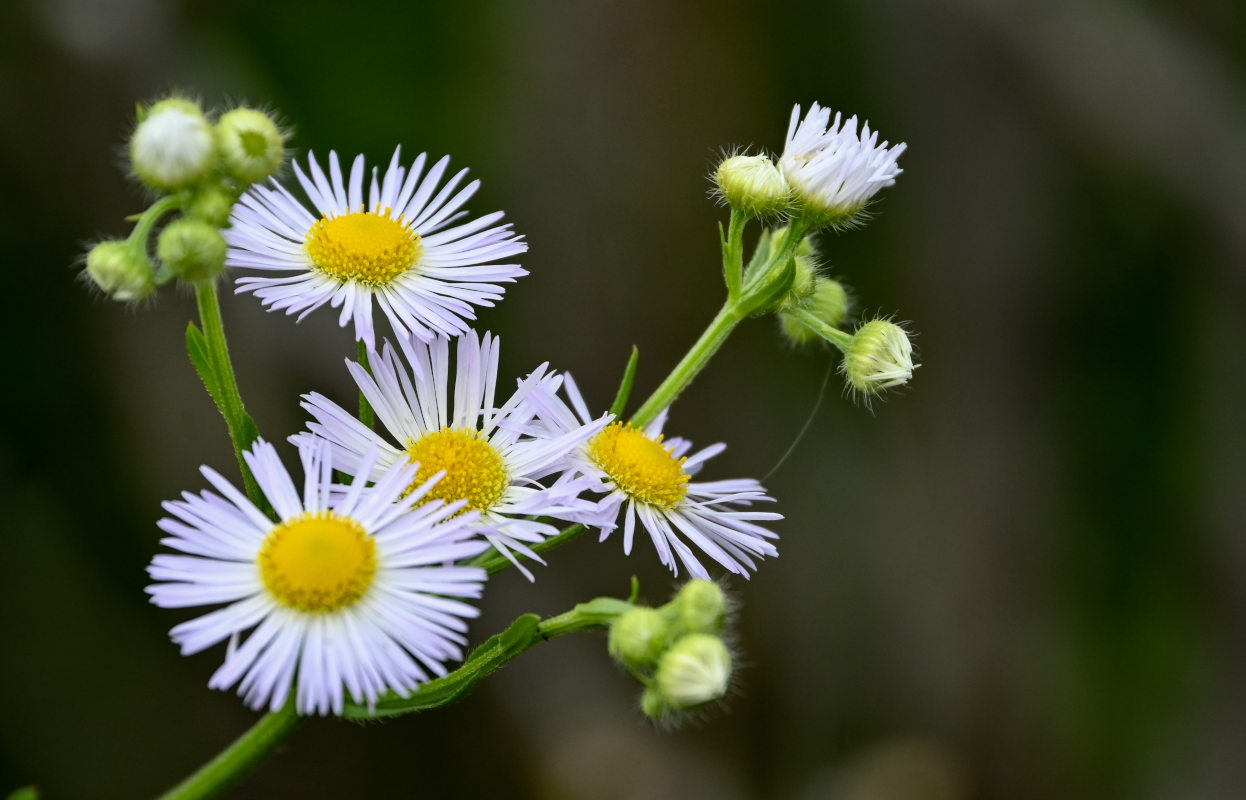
[292,331,609,579]
[530,375,780,579]
[146,438,489,716]
[226,147,527,348]
[780,102,906,227]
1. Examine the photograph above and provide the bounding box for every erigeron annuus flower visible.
[780,102,906,226]
[530,376,780,579]
[226,147,527,348]
[292,331,609,579]
[146,438,488,716]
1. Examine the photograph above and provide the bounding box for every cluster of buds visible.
[608,580,734,720]
[712,103,917,401]
[84,96,286,301]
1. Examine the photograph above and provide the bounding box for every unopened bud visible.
[655,634,732,710]
[780,278,851,346]
[843,319,916,396]
[715,154,790,218]
[186,184,237,227]
[609,608,669,667]
[215,108,285,185]
[85,240,155,301]
[675,580,727,634]
[157,218,227,282]
[130,98,215,191]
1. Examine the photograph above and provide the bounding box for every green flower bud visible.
[157,218,227,282]
[715,154,790,218]
[187,184,238,227]
[130,98,215,191]
[215,108,285,185]
[640,685,669,719]
[608,607,669,667]
[84,240,155,301]
[779,278,851,346]
[842,319,917,396]
[675,580,727,634]
[655,634,732,710]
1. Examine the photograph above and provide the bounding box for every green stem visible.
[722,209,746,300]
[128,195,182,247]
[790,308,853,352]
[629,301,745,428]
[466,523,587,575]
[194,281,265,507]
[156,699,302,800]
[357,341,375,430]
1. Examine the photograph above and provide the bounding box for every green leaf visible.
[237,411,261,451]
[609,346,640,417]
[186,322,224,409]
[7,787,40,800]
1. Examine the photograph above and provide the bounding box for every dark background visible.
[2,0,1245,798]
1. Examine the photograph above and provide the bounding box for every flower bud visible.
[655,634,732,710]
[186,183,237,227]
[640,685,668,719]
[608,607,669,667]
[85,240,155,301]
[215,108,285,185]
[157,218,227,282]
[715,154,790,218]
[674,580,727,634]
[842,319,916,396]
[130,98,216,191]
[779,278,851,346]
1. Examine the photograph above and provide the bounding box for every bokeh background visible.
[3,0,1245,797]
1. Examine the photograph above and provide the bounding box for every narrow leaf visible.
[186,322,224,409]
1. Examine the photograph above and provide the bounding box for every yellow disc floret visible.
[259,512,377,613]
[405,427,509,514]
[589,422,690,509]
[305,207,421,286]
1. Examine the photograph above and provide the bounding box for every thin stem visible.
[157,700,302,800]
[357,341,375,430]
[790,308,853,352]
[194,280,265,507]
[127,195,182,247]
[722,209,746,300]
[629,301,744,428]
[467,523,587,575]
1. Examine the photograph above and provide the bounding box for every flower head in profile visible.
[780,102,906,227]
[842,318,917,400]
[227,147,527,348]
[531,376,780,579]
[146,438,488,716]
[293,331,608,579]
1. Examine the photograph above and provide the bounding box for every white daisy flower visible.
[780,102,906,225]
[146,437,489,716]
[530,375,781,579]
[226,147,527,348]
[292,331,608,580]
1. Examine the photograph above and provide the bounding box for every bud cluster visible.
[84,95,287,301]
[607,580,734,720]
[708,103,919,402]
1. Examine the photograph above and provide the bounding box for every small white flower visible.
[130,99,216,191]
[530,376,780,579]
[780,102,906,225]
[293,331,607,579]
[227,147,527,348]
[146,438,488,716]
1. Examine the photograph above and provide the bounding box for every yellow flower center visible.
[588,422,689,509]
[405,427,509,514]
[259,512,377,613]
[304,207,421,286]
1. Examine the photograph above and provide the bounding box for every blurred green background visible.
[2,0,1245,797]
